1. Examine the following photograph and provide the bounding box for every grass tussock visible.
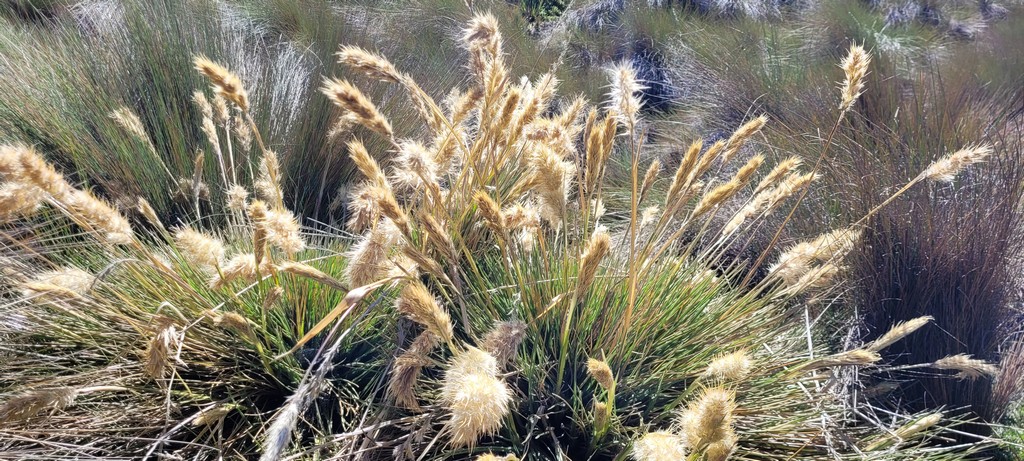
[0,4,1018,461]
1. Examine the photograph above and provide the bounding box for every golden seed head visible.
[679,387,736,450]
[807,349,881,370]
[337,45,402,83]
[587,358,615,390]
[577,230,611,297]
[173,226,225,270]
[922,144,993,183]
[396,281,454,345]
[631,431,686,461]
[226,184,249,211]
[839,44,870,112]
[704,350,753,382]
[932,354,999,380]
[321,78,394,139]
[865,316,933,352]
[441,347,511,447]
[193,55,249,111]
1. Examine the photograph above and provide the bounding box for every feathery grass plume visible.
[345,222,399,286]
[865,316,933,352]
[58,190,132,245]
[679,387,736,450]
[607,61,645,129]
[481,320,526,367]
[0,386,125,424]
[262,208,305,256]
[347,138,387,186]
[463,12,505,84]
[584,112,617,197]
[261,400,299,461]
[838,44,870,112]
[475,191,506,233]
[932,354,1000,380]
[865,413,943,451]
[690,140,728,184]
[233,112,252,147]
[638,159,661,205]
[781,262,842,294]
[631,431,686,461]
[704,350,753,382]
[212,93,230,125]
[734,154,764,184]
[136,197,164,230]
[727,170,816,233]
[6,144,69,198]
[921,144,994,183]
[805,349,881,370]
[665,140,704,208]
[337,45,402,83]
[248,200,269,265]
[593,400,609,429]
[754,156,801,194]
[255,150,284,207]
[144,317,180,380]
[396,281,454,345]
[576,230,610,298]
[21,267,95,299]
[441,347,511,447]
[769,227,861,284]
[705,434,737,461]
[109,107,153,149]
[530,145,575,225]
[226,184,249,211]
[321,78,394,140]
[693,180,742,217]
[390,330,439,410]
[211,311,253,337]
[193,90,213,120]
[193,55,249,111]
[276,262,346,292]
[587,358,615,390]
[393,140,440,193]
[173,227,224,270]
[0,182,45,221]
[722,116,767,164]
[209,253,273,289]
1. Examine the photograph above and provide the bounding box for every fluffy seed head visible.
[933,354,999,380]
[722,116,767,164]
[442,347,510,447]
[0,182,45,221]
[396,281,454,345]
[807,349,881,369]
[226,184,249,211]
[337,45,402,83]
[321,78,394,139]
[631,431,686,461]
[679,387,736,449]
[21,267,95,299]
[839,44,870,112]
[922,145,993,183]
[209,253,273,289]
[173,227,225,270]
[481,320,526,366]
[193,55,249,111]
[576,230,611,297]
[587,358,615,390]
[865,316,933,352]
[607,61,645,128]
[704,350,753,382]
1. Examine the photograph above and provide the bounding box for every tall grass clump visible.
[0,10,1006,461]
